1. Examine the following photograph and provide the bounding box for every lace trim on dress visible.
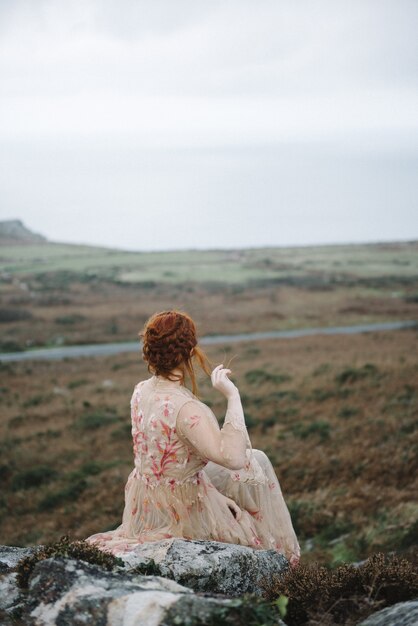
[223,394,267,484]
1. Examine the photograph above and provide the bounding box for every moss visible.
[130,558,162,576]
[16,534,124,589]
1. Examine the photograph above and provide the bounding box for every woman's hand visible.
[213,488,242,521]
[211,364,239,399]
[224,495,242,521]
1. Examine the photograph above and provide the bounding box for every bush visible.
[73,410,120,430]
[261,552,418,625]
[0,339,23,352]
[38,479,88,511]
[245,369,291,385]
[111,423,132,440]
[244,412,258,429]
[337,406,359,419]
[11,465,59,490]
[309,388,335,402]
[67,378,88,389]
[22,394,48,408]
[0,308,33,323]
[55,314,86,325]
[335,363,379,385]
[291,420,331,442]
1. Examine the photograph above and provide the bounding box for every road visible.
[0,320,416,362]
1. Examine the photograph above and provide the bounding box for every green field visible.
[1,240,418,284]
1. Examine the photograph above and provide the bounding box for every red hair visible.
[139,310,212,397]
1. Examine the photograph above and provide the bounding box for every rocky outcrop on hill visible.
[0,219,47,244]
[0,540,288,625]
[1,541,417,626]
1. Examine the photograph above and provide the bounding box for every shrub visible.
[261,415,278,432]
[269,390,301,402]
[38,479,88,511]
[404,293,418,303]
[337,406,359,419]
[22,394,48,408]
[291,420,331,442]
[8,414,25,428]
[73,410,120,430]
[0,339,24,352]
[11,465,59,491]
[67,378,88,389]
[55,313,86,325]
[310,388,335,402]
[244,412,258,429]
[335,363,379,385]
[0,308,33,323]
[312,363,332,376]
[16,534,124,588]
[261,552,418,626]
[245,369,292,385]
[111,423,132,440]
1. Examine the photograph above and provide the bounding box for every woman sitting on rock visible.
[86,310,300,567]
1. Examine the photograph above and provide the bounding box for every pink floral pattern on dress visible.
[186,414,201,428]
[85,377,301,564]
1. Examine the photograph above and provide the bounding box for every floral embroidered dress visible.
[85,375,300,565]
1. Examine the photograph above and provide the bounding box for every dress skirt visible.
[85,448,300,566]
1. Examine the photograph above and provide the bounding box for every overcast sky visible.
[0,0,417,251]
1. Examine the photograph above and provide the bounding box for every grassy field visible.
[0,238,417,567]
[2,240,418,280]
[1,240,417,352]
[0,328,417,566]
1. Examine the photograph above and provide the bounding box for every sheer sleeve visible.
[176,391,248,470]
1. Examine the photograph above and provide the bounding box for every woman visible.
[85,310,300,566]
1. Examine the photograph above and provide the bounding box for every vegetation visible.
[1,240,417,351]
[16,534,124,588]
[261,552,418,625]
[0,238,417,574]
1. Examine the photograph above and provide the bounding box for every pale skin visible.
[162,359,243,521]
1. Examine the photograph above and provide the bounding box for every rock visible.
[0,219,47,243]
[0,545,37,574]
[0,546,39,624]
[119,538,289,596]
[358,600,418,626]
[19,557,285,626]
[0,542,287,625]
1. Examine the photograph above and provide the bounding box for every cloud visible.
[0,0,417,142]
[0,1,417,250]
